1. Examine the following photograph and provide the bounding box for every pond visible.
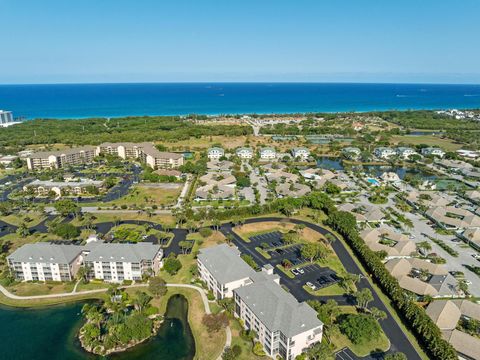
[0,294,195,360]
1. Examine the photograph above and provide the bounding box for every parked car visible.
[306,282,316,290]
[291,268,299,276]
[298,268,305,275]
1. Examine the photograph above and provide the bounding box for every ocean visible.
[0,82,479,119]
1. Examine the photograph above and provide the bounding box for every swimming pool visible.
[367,178,380,186]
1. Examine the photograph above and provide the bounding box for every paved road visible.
[222,217,422,360]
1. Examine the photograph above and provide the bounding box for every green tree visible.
[339,314,381,345]
[148,277,167,298]
[53,199,80,217]
[355,288,374,309]
[384,353,408,360]
[163,255,182,275]
[306,342,334,360]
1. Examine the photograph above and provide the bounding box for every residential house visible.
[421,147,446,158]
[195,171,237,201]
[207,147,225,160]
[380,172,401,183]
[236,147,253,159]
[342,147,361,159]
[425,206,480,230]
[373,147,396,159]
[7,243,84,282]
[259,147,277,160]
[276,182,311,198]
[291,147,310,161]
[360,227,416,258]
[339,203,385,223]
[426,300,480,360]
[27,146,96,170]
[396,147,417,159]
[207,160,233,172]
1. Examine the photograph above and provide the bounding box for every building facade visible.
[84,243,163,282]
[374,147,396,159]
[236,147,253,159]
[0,110,14,125]
[7,243,84,282]
[207,147,225,160]
[259,147,277,160]
[421,147,446,158]
[291,147,310,161]
[27,146,96,170]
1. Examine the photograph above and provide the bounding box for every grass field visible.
[390,135,462,151]
[7,281,76,296]
[1,212,46,227]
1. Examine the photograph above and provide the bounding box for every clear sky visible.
[1,0,480,84]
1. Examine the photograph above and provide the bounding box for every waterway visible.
[0,294,195,360]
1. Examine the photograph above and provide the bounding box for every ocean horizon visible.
[1,82,480,120]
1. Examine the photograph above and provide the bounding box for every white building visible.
[0,155,18,166]
[236,147,253,159]
[259,147,276,160]
[7,243,84,282]
[84,242,163,282]
[374,147,396,159]
[396,147,417,159]
[207,147,225,160]
[421,147,446,158]
[27,146,97,170]
[197,244,323,359]
[456,149,479,159]
[342,147,361,159]
[291,147,310,161]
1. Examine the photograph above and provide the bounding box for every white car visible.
[298,268,305,274]
[306,282,316,290]
[291,268,299,276]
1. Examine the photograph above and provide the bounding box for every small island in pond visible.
[79,285,162,356]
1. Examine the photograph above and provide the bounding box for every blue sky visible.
[1,0,479,84]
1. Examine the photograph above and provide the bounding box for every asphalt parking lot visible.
[249,231,284,247]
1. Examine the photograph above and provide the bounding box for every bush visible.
[51,223,80,239]
[252,342,266,356]
[163,256,182,275]
[199,227,213,238]
[339,314,381,344]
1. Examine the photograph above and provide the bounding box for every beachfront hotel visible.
[7,243,84,282]
[26,146,97,170]
[83,242,163,282]
[197,244,323,359]
[96,142,184,169]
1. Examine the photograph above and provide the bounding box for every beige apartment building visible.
[96,142,184,169]
[27,146,96,170]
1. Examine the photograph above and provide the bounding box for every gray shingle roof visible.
[7,243,83,264]
[84,242,161,262]
[234,278,323,338]
[198,244,255,284]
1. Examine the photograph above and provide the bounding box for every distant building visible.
[207,147,224,160]
[27,146,97,170]
[396,147,417,159]
[96,142,183,169]
[259,147,276,160]
[352,122,364,131]
[0,110,14,126]
[291,147,310,161]
[0,155,18,166]
[456,149,479,159]
[24,178,104,197]
[7,243,84,282]
[342,147,361,159]
[84,242,163,282]
[421,147,445,158]
[236,147,253,159]
[373,147,396,159]
[197,244,323,359]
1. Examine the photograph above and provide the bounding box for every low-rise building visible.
[339,203,385,223]
[425,206,480,230]
[342,147,361,159]
[207,160,234,172]
[207,147,225,160]
[380,172,401,183]
[426,300,480,360]
[360,226,416,258]
[84,242,163,282]
[96,142,184,169]
[291,147,310,161]
[259,147,276,160]
[24,178,104,197]
[396,147,417,159]
[236,147,253,159]
[7,243,84,282]
[373,147,396,159]
[421,147,446,158]
[0,155,18,166]
[276,182,311,198]
[197,244,323,359]
[27,146,96,170]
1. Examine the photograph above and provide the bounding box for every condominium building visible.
[197,244,323,359]
[0,110,14,125]
[96,142,184,169]
[236,147,253,159]
[291,147,310,161]
[26,146,96,170]
[396,147,417,159]
[421,147,446,158]
[374,147,396,159]
[259,147,276,160]
[83,242,163,282]
[24,178,104,197]
[207,147,224,160]
[7,243,84,282]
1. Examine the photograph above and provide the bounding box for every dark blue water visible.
[1,83,480,119]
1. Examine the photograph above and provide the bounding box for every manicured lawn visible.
[255,247,271,259]
[70,212,176,228]
[234,221,326,243]
[7,281,75,296]
[1,212,46,227]
[390,135,462,151]
[303,283,346,296]
[229,317,268,360]
[75,281,110,292]
[330,327,390,357]
[0,232,63,251]
[276,264,295,279]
